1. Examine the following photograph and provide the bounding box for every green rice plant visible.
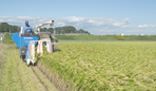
[39,42,156,90]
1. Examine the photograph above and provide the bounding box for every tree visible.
[77,29,85,33]
[55,27,63,34]
[40,27,48,32]
[48,28,54,33]
[85,31,90,35]
[0,22,18,33]
[62,26,77,33]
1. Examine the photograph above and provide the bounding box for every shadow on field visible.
[54,49,61,52]
[34,58,40,67]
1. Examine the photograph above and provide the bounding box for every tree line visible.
[40,26,90,34]
[0,22,90,34]
[0,22,19,33]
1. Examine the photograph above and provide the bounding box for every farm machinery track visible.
[0,47,58,91]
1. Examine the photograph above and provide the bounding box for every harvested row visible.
[39,42,156,91]
[0,45,58,91]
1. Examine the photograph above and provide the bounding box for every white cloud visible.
[113,23,120,26]
[2,16,151,35]
[138,24,156,28]
[66,16,84,22]
[56,17,130,28]
[0,16,130,27]
[57,22,65,26]
[126,30,141,33]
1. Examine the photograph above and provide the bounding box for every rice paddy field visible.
[39,42,156,91]
[1,33,156,90]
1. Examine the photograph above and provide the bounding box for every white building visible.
[120,33,124,36]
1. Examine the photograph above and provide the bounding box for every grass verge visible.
[0,44,8,78]
[3,33,14,44]
[0,33,14,80]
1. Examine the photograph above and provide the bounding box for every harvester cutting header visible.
[10,20,56,66]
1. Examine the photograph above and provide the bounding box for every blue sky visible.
[0,0,156,35]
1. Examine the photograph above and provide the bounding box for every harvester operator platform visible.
[22,20,34,34]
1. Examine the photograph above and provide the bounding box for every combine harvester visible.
[10,20,55,66]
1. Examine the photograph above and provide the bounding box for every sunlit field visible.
[39,42,156,90]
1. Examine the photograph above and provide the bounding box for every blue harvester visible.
[10,20,54,66]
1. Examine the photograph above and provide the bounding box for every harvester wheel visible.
[21,55,25,62]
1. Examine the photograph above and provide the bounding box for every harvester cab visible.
[10,20,54,66]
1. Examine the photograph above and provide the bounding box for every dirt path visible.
[0,47,58,91]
